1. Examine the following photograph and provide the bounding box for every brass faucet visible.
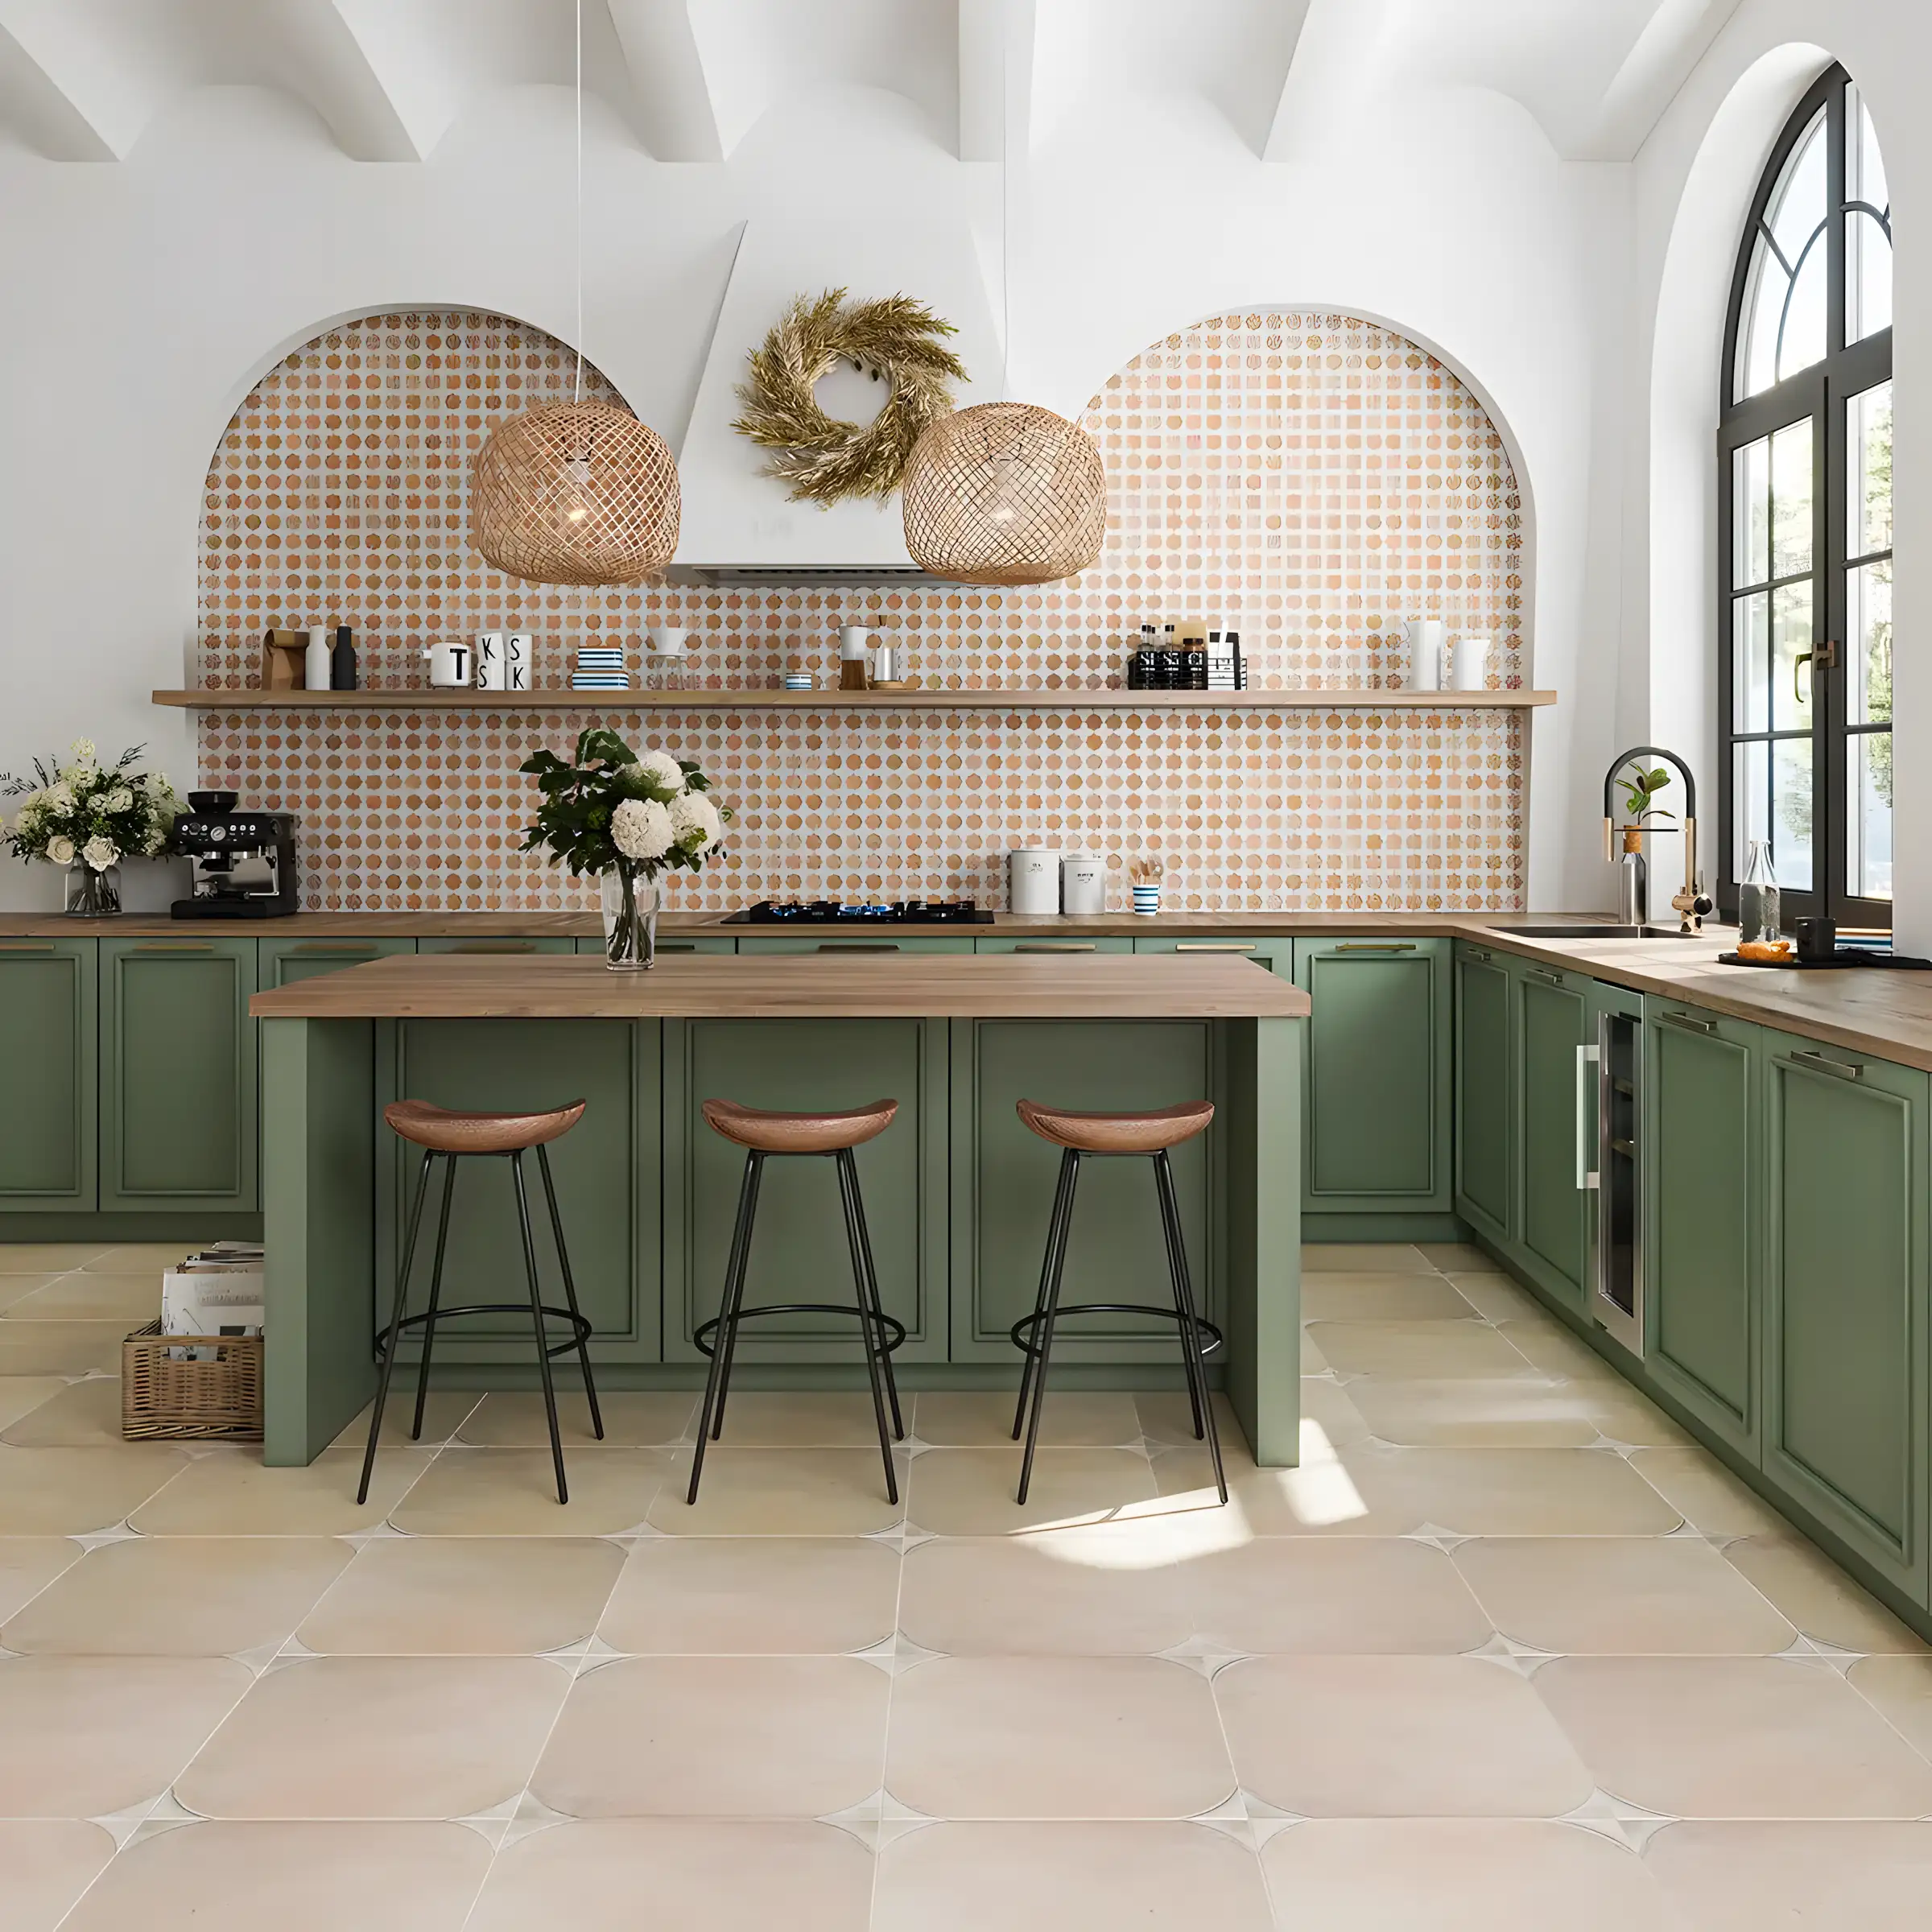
[1603,747,1714,933]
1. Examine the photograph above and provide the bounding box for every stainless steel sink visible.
[1491,923,1705,940]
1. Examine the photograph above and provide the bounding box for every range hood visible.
[670,217,1000,583]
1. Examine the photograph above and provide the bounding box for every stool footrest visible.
[694,1303,907,1360]
[374,1303,593,1364]
[1009,1304,1224,1364]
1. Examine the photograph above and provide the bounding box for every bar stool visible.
[1009,1098,1227,1507]
[689,1097,906,1505]
[358,1099,604,1507]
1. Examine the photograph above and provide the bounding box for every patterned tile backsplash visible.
[196,310,1525,912]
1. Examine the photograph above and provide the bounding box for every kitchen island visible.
[251,950,1308,1468]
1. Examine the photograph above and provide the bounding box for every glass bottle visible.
[1739,839,1781,945]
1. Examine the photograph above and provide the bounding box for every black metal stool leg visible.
[536,1142,605,1441]
[1013,1148,1078,1441]
[409,1152,460,1441]
[360,1147,435,1505]
[837,1146,903,1440]
[511,1150,569,1505]
[689,1150,762,1502]
[836,1148,900,1505]
[1154,1148,1227,1505]
[1017,1150,1080,1505]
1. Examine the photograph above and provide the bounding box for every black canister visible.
[1795,916,1837,964]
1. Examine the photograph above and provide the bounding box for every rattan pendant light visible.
[902,35,1104,587]
[471,0,679,586]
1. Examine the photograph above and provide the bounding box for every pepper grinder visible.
[303,625,332,691]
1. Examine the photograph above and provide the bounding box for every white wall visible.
[0,54,1621,911]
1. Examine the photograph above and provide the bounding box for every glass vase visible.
[600,863,659,971]
[1739,838,1781,945]
[64,861,122,918]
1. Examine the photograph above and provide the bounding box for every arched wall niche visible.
[196,305,1529,916]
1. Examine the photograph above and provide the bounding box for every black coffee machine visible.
[171,792,299,919]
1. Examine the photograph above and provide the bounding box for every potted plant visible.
[1616,765,1674,852]
[518,728,730,970]
[1,740,183,917]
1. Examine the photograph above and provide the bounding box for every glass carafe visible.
[1739,839,1781,945]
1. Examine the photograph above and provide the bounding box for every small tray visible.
[1718,949,1932,971]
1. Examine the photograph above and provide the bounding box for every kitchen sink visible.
[1491,923,1706,939]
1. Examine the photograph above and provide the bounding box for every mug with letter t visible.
[423,641,473,687]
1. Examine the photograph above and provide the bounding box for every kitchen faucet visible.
[1603,747,1714,933]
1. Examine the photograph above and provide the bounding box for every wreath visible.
[732,287,967,506]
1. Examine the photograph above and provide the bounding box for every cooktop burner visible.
[730,899,994,926]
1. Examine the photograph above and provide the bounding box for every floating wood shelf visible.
[155,687,1555,712]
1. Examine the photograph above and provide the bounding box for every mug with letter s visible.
[474,630,509,691]
[505,632,533,692]
[423,641,473,688]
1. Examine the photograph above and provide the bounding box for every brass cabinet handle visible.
[0,942,56,953]
[1657,1010,1717,1035]
[1463,945,1494,963]
[1175,942,1257,952]
[291,943,378,955]
[1014,943,1096,952]
[1526,965,1567,985]
[815,942,900,952]
[1335,942,1418,953]
[132,943,214,953]
[445,942,538,953]
[1785,1049,1863,1082]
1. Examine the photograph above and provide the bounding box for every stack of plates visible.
[571,646,631,691]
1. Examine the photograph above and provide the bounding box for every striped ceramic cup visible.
[1132,884,1161,916]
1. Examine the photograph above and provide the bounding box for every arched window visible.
[1720,66,1892,925]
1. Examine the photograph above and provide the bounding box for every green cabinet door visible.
[1293,938,1449,1212]
[1453,941,1513,1244]
[1513,959,1591,1311]
[259,937,417,988]
[1761,1030,1929,1600]
[101,938,258,1211]
[735,936,975,956]
[418,936,576,956]
[580,935,737,956]
[975,937,1133,956]
[1132,935,1293,980]
[1643,999,1760,1454]
[0,938,97,1209]
[666,1017,950,1365]
[951,1017,1215,1365]
[384,1018,658,1362]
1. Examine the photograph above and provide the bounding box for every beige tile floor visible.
[1,1239,1930,1928]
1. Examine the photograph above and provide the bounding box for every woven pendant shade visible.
[901,401,1106,586]
[473,401,680,586]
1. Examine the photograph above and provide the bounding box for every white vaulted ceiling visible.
[0,0,1744,167]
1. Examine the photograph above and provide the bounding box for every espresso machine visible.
[171,792,299,919]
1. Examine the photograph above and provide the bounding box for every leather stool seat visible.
[384,1098,586,1154]
[701,1097,898,1154]
[1015,1097,1214,1154]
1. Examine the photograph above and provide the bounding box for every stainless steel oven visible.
[1580,1009,1643,1356]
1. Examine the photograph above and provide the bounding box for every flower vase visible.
[600,864,659,971]
[64,862,122,918]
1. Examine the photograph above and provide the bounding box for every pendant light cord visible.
[573,0,584,405]
[1001,19,1009,402]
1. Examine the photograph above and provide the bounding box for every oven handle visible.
[1575,1043,1601,1191]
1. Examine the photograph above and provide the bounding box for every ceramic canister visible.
[1403,618,1447,691]
[304,625,333,691]
[1061,852,1105,915]
[1451,633,1491,691]
[1009,848,1060,915]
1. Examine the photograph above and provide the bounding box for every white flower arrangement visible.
[519,728,732,885]
[2,741,182,873]
[611,796,675,861]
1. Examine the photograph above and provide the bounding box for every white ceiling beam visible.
[1256,0,1315,162]
[604,0,724,162]
[1262,0,1389,163]
[272,1,427,162]
[1574,0,1745,162]
[958,0,1034,161]
[0,19,116,158]
[0,2,147,159]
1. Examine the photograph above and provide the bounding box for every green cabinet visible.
[0,938,97,1209]
[259,936,417,987]
[665,1016,950,1364]
[950,1017,1215,1365]
[1761,1027,1930,1600]
[418,936,575,956]
[736,936,974,956]
[582,935,737,956]
[1512,957,1594,1311]
[1452,940,1513,1243]
[384,1017,658,1361]
[100,937,258,1212]
[1293,938,1449,1212]
[1133,934,1293,980]
[1643,999,1761,1454]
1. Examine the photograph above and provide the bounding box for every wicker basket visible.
[122,1319,264,1442]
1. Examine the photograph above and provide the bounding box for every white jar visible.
[1402,617,1446,690]
[1451,633,1491,691]
[1008,848,1060,915]
[304,625,332,691]
[1061,852,1104,915]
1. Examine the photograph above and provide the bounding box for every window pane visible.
[1733,437,1771,584]
[1847,87,1893,344]
[1849,559,1893,726]
[1769,107,1828,261]
[1772,737,1813,890]
[1740,235,1787,399]
[1733,593,1770,732]
[1736,106,1825,399]
[1849,382,1893,556]
[1772,583,1814,729]
[1769,418,1811,576]
[1734,741,1769,877]
[1848,731,1893,902]
[1779,240,1828,382]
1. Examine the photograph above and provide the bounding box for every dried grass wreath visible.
[732,287,967,506]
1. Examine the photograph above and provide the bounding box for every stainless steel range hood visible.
[671,217,999,583]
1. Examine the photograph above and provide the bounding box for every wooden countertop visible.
[248,952,1314,1021]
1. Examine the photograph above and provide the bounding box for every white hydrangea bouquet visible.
[518,727,730,970]
[1,739,183,917]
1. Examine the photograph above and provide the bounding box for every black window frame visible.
[1718,64,1893,929]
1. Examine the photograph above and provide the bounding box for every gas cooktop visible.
[729,899,994,926]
